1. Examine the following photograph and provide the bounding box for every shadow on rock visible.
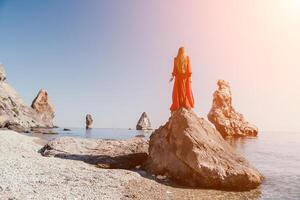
[49,153,148,170]
[40,137,149,170]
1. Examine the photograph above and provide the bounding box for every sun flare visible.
[285,0,300,16]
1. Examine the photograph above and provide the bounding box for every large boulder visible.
[86,114,93,129]
[0,64,55,132]
[145,108,263,191]
[41,137,148,169]
[136,112,152,130]
[31,89,55,127]
[208,80,258,138]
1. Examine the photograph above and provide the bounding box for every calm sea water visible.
[227,131,300,200]
[24,129,300,200]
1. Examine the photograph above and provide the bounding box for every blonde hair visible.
[175,47,188,74]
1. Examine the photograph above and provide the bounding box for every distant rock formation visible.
[208,80,258,138]
[31,89,55,127]
[0,64,55,132]
[145,108,263,191]
[0,64,6,81]
[86,114,93,129]
[41,137,148,169]
[136,112,152,130]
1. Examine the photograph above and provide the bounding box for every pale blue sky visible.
[1,0,300,131]
[0,0,183,128]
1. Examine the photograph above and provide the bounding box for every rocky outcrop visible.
[31,89,55,127]
[136,112,152,130]
[41,137,148,169]
[0,64,55,132]
[208,80,258,138]
[145,108,263,191]
[86,114,93,129]
[0,64,6,81]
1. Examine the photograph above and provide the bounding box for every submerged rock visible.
[86,114,93,129]
[208,80,258,138]
[31,89,55,127]
[145,108,263,191]
[136,112,152,130]
[31,127,58,135]
[41,137,148,169]
[0,64,55,132]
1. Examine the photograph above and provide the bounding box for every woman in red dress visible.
[170,47,195,112]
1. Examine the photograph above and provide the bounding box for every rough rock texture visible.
[146,108,263,191]
[41,137,149,169]
[0,64,55,132]
[86,114,93,129]
[31,89,55,127]
[208,80,258,138]
[136,112,152,130]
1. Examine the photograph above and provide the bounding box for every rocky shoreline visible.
[0,64,55,134]
[38,109,262,191]
[0,130,262,200]
[0,64,263,199]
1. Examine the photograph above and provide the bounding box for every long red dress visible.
[170,56,195,111]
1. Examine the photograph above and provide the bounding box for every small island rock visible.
[145,108,263,191]
[208,80,258,138]
[136,112,152,130]
[86,114,93,129]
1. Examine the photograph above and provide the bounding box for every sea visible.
[23,128,300,200]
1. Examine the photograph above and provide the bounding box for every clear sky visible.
[0,0,300,131]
